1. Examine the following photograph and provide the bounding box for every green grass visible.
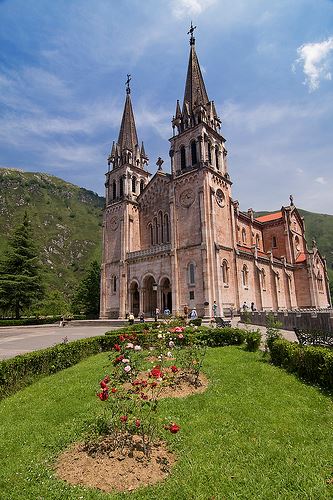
[0,347,332,499]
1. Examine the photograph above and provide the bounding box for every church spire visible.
[108,76,148,170]
[183,24,209,115]
[172,24,221,135]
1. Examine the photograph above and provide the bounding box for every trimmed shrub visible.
[270,339,333,390]
[245,330,262,352]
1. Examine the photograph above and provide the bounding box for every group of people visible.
[242,301,256,312]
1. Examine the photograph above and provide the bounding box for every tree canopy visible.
[0,212,44,318]
[72,260,100,317]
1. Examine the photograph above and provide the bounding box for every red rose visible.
[98,388,109,401]
[100,380,107,388]
[114,355,124,364]
[120,415,128,422]
[114,344,121,352]
[132,379,141,386]
[135,419,141,428]
[169,423,180,434]
[171,365,179,373]
[149,366,163,378]
[119,335,125,342]
[111,387,117,393]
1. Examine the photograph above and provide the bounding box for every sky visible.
[0,0,333,215]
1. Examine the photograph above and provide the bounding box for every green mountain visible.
[0,168,104,297]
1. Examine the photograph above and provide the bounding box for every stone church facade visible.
[100,30,331,319]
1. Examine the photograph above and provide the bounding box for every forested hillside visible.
[0,168,104,298]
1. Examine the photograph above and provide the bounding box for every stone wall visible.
[241,310,333,334]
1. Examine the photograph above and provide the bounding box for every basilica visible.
[100,28,331,318]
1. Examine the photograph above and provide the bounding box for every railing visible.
[127,243,171,260]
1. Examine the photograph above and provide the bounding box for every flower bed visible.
[56,325,210,492]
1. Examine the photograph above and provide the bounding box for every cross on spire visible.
[126,74,131,94]
[187,21,196,45]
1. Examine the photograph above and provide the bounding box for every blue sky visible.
[0,0,333,214]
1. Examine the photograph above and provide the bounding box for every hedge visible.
[0,315,87,327]
[0,326,249,400]
[270,339,333,390]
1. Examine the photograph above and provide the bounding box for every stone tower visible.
[100,81,150,318]
[168,25,235,315]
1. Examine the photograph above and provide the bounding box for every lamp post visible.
[153,282,158,321]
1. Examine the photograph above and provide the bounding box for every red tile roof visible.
[255,211,283,223]
[296,252,307,263]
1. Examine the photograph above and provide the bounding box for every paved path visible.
[0,319,297,361]
[0,324,118,360]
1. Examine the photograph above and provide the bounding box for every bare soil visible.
[55,437,175,493]
[55,373,208,493]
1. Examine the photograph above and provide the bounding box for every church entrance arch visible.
[142,275,157,317]
[129,281,140,317]
[160,277,172,313]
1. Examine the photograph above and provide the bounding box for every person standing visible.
[190,307,198,319]
[212,300,218,318]
[183,304,189,317]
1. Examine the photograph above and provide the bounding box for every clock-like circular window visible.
[215,189,225,207]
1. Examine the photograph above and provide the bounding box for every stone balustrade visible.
[127,243,171,260]
[241,309,333,334]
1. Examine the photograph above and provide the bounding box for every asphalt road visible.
[0,324,117,360]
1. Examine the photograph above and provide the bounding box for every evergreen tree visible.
[72,260,100,317]
[0,212,44,318]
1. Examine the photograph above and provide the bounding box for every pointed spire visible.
[175,99,182,119]
[183,30,209,114]
[117,92,139,152]
[141,141,147,159]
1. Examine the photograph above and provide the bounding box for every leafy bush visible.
[245,330,262,351]
[189,318,202,326]
[269,339,333,390]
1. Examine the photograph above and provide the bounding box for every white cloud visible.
[171,0,216,19]
[296,167,303,174]
[294,36,333,91]
[315,176,327,185]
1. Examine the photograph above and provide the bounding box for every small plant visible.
[245,330,261,351]
[265,313,282,353]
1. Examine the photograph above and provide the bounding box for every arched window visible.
[276,272,280,292]
[164,213,170,242]
[148,223,153,246]
[112,180,117,200]
[272,236,277,248]
[295,235,300,251]
[140,179,144,193]
[318,272,323,291]
[180,146,186,170]
[242,228,247,245]
[119,177,124,197]
[242,264,248,287]
[188,262,195,285]
[191,140,197,165]
[208,142,212,164]
[222,260,229,285]
[159,211,164,243]
[154,217,158,245]
[255,234,260,248]
[132,176,136,193]
[215,146,219,170]
[261,268,266,290]
[113,276,117,293]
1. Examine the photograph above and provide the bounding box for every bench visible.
[294,328,333,348]
[215,317,231,328]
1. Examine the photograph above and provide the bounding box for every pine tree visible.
[0,212,44,318]
[72,260,100,317]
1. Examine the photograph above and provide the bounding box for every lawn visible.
[0,346,332,499]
